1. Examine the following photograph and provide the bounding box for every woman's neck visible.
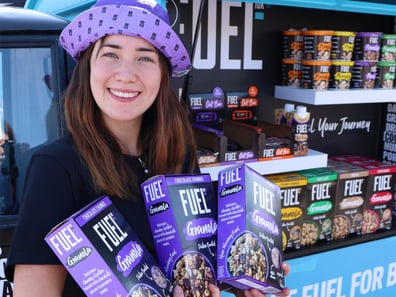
[106,118,142,156]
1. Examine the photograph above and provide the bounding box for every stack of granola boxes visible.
[267,167,339,250]
[141,164,286,296]
[330,156,395,235]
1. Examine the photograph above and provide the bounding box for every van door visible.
[0,7,71,295]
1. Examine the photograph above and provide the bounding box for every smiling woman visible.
[5,1,203,296]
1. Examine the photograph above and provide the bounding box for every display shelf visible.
[199,149,328,181]
[275,86,396,105]
[284,221,396,260]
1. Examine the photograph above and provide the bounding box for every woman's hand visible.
[173,283,220,297]
[233,262,291,297]
[173,262,290,297]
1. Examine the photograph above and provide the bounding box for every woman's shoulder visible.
[32,135,78,159]
[28,135,82,170]
[25,135,91,191]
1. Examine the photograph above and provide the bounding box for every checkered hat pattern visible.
[60,0,191,77]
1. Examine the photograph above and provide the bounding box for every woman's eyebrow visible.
[95,42,158,59]
[99,43,121,50]
[99,43,156,53]
[136,47,157,53]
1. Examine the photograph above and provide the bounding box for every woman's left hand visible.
[174,262,290,297]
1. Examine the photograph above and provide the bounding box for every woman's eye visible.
[139,56,155,63]
[103,52,118,58]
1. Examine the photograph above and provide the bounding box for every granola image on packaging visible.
[216,163,285,294]
[45,196,173,297]
[141,173,217,297]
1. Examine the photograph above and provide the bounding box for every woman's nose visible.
[115,61,138,82]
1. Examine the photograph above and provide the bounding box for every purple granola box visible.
[216,164,285,294]
[45,196,173,297]
[141,173,217,297]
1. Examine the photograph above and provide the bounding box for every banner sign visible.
[221,235,396,297]
[221,236,396,297]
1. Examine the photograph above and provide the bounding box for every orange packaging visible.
[303,30,334,61]
[283,29,304,61]
[301,60,331,90]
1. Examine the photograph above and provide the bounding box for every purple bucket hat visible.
[59,0,191,77]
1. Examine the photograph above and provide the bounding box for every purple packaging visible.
[141,173,217,297]
[353,32,382,61]
[45,196,173,297]
[189,90,225,130]
[216,164,285,294]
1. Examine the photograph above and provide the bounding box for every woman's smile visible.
[109,88,140,100]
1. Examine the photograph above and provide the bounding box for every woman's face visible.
[90,34,162,129]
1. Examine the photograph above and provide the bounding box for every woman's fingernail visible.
[174,286,183,295]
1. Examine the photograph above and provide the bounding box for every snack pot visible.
[45,196,173,297]
[216,163,285,294]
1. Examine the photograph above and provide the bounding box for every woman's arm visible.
[13,264,68,297]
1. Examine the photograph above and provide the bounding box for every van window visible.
[0,47,61,216]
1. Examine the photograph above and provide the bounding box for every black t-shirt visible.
[6,135,197,296]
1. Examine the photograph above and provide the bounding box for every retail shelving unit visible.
[200,149,328,180]
[275,85,396,105]
[271,87,396,296]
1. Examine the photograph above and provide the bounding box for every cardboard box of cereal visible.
[297,167,338,246]
[327,159,368,239]
[266,172,308,250]
[141,173,217,297]
[45,196,173,297]
[347,159,395,234]
[216,163,285,294]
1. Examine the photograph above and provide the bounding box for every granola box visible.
[140,173,217,297]
[266,172,308,251]
[297,168,338,246]
[347,159,395,234]
[45,196,173,297]
[327,160,368,239]
[216,164,285,294]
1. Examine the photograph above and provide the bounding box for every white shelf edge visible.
[275,86,396,105]
[200,149,328,181]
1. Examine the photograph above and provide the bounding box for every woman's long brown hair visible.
[63,43,197,200]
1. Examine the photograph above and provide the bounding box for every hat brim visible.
[60,4,191,77]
